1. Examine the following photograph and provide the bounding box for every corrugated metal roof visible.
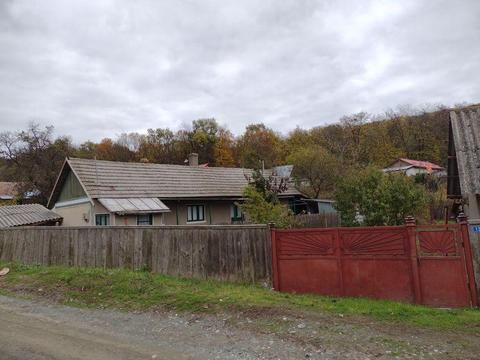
[0,204,62,228]
[449,107,480,196]
[50,158,302,203]
[98,198,170,214]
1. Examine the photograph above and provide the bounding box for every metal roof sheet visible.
[98,198,170,214]
[0,204,62,228]
[449,108,480,196]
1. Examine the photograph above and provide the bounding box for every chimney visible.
[188,153,199,166]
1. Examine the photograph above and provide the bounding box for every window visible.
[95,214,110,226]
[231,204,243,221]
[187,205,205,222]
[137,214,153,225]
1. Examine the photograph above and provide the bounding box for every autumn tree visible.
[236,123,283,169]
[190,118,219,164]
[214,128,236,167]
[0,123,74,204]
[287,146,340,198]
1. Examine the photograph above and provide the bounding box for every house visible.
[382,158,445,177]
[0,182,20,202]
[0,181,39,203]
[0,204,62,228]
[448,105,480,219]
[47,154,306,226]
[448,105,480,293]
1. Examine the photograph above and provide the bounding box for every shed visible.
[0,204,63,228]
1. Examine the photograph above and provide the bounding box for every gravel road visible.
[0,295,318,360]
[1,295,479,359]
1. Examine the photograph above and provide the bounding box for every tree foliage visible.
[0,104,455,213]
[287,146,339,198]
[334,168,427,226]
[239,168,297,228]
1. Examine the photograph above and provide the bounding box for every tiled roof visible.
[51,158,302,203]
[0,204,62,227]
[449,108,480,196]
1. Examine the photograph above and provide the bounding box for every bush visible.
[334,167,427,226]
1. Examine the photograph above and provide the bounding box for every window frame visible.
[186,204,206,223]
[136,213,153,226]
[231,203,243,221]
[95,213,110,226]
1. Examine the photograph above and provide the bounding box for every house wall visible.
[55,198,250,226]
[162,200,236,225]
[53,199,92,226]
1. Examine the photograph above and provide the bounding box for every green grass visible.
[0,261,479,332]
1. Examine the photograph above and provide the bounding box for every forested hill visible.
[0,105,466,204]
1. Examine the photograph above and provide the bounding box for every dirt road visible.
[1,295,479,359]
[0,295,315,359]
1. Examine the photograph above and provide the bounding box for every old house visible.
[0,204,62,227]
[448,105,480,289]
[448,106,480,219]
[47,155,305,226]
[383,158,445,177]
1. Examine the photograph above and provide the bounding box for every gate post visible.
[405,216,422,304]
[269,223,280,291]
[458,213,479,307]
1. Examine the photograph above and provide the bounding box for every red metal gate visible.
[271,216,478,307]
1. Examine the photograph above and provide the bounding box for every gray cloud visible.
[0,0,479,142]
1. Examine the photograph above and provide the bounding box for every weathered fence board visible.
[0,225,271,283]
[295,213,340,228]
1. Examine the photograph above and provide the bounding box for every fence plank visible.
[0,225,271,283]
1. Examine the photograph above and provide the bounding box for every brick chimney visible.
[188,153,199,166]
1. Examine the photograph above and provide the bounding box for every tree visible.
[191,118,219,164]
[0,123,74,204]
[335,168,427,226]
[287,146,339,198]
[240,186,297,228]
[236,123,283,168]
[213,128,236,167]
[240,169,296,228]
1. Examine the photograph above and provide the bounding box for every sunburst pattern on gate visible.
[279,232,335,256]
[417,230,457,256]
[341,231,407,255]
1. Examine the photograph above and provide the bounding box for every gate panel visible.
[272,220,478,308]
[416,227,471,307]
[278,258,341,295]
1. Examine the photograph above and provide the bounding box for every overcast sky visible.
[0,0,479,142]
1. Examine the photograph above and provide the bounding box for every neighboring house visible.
[47,155,306,226]
[383,158,445,177]
[0,181,39,203]
[448,106,480,219]
[0,204,62,228]
[0,182,19,202]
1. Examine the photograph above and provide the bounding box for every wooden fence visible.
[295,212,340,228]
[0,225,271,283]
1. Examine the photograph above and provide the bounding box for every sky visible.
[0,0,479,142]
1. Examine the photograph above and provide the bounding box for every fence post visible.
[457,213,479,307]
[269,223,280,291]
[405,216,422,304]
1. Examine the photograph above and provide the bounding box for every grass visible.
[0,261,479,332]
